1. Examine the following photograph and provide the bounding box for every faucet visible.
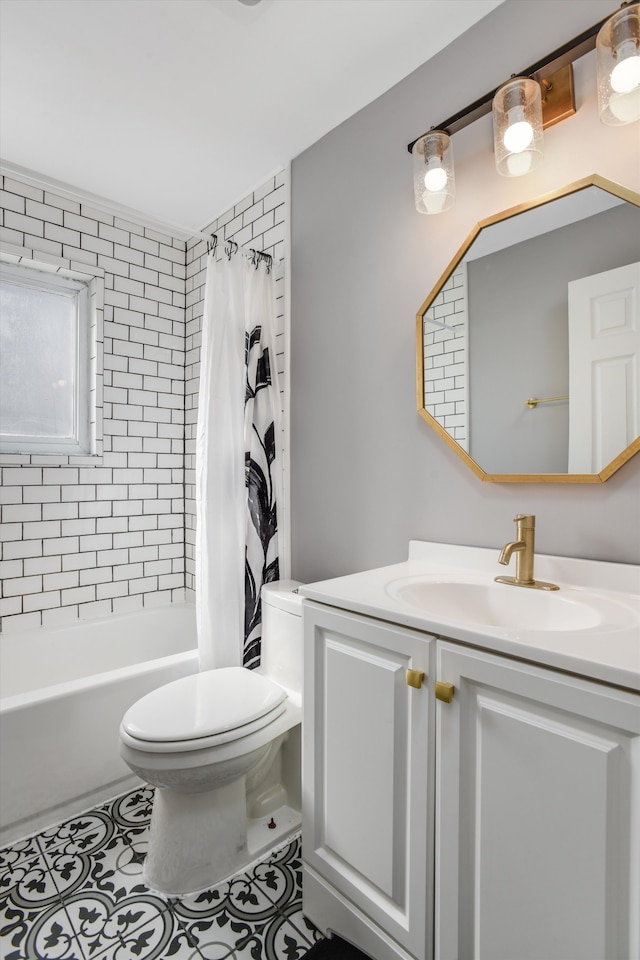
[495,514,559,591]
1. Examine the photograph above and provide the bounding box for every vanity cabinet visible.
[302,602,437,960]
[436,641,640,960]
[302,603,640,960]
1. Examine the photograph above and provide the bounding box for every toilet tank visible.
[259,580,303,697]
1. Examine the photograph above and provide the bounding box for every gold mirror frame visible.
[416,175,640,483]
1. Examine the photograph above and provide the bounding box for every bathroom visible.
[1,0,639,958]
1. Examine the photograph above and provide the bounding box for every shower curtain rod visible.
[204,232,272,269]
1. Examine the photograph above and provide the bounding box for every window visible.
[0,263,90,455]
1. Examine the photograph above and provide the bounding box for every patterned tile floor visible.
[0,786,322,960]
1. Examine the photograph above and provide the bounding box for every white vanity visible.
[299,541,640,960]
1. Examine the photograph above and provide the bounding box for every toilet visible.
[119,580,303,895]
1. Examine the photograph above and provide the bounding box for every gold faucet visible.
[495,514,559,591]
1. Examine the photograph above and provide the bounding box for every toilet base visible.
[143,784,302,896]
[144,777,248,895]
[246,803,301,865]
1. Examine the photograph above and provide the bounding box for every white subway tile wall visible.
[0,171,287,632]
[423,263,469,448]
[0,174,187,632]
[184,173,287,598]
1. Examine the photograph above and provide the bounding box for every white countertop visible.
[299,541,640,693]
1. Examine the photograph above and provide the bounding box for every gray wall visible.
[468,202,640,473]
[291,0,640,582]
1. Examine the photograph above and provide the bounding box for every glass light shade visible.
[412,130,455,214]
[597,4,640,125]
[492,77,543,177]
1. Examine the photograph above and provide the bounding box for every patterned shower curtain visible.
[196,249,281,671]
[244,323,280,668]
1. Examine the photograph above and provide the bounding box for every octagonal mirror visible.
[416,175,640,482]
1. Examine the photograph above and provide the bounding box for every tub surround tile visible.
[1,172,189,633]
[0,787,321,960]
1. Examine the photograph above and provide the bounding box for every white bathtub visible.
[0,604,198,846]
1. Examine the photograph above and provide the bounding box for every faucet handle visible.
[514,513,535,526]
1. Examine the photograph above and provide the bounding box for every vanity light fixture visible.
[408,1,639,212]
[492,77,544,177]
[412,130,455,214]
[597,3,640,124]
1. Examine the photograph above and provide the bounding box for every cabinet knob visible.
[406,669,426,689]
[435,681,455,703]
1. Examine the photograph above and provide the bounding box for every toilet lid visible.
[122,667,286,743]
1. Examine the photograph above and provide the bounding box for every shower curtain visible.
[195,249,281,670]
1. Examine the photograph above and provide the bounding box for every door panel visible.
[436,641,640,960]
[323,635,406,898]
[303,602,435,959]
[568,261,639,472]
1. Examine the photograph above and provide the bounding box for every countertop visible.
[299,541,640,693]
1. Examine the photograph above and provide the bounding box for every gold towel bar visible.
[525,395,569,409]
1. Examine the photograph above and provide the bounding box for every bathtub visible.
[0,604,198,846]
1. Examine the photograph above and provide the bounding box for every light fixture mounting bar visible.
[406,6,622,152]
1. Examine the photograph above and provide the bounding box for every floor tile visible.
[8,899,86,960]
[102,787,154,831]
[0,837,45,901]
[284,904,325,950]
[0,787,321,960]
[249,839,302,913]
[65,889,174,960]
[38,810,116,858]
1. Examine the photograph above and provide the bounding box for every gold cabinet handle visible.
[406,669,425,689]
[435,681,455,703]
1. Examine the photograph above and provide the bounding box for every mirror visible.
[416,175,640,482]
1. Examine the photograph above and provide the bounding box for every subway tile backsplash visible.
[0,170,287,631]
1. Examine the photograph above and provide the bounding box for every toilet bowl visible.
[119,580,303,895]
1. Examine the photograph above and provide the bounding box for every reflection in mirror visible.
[417,176,640,482]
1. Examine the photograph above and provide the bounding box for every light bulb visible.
[608,88,640,122]
[504,106,534,153]
[597,6,640,125]
[412,130,454,213]
[421,189,447,214]
[611,40,640,92]
[505,151,533,177]
[424,161,447,193]
[493,77,542,176]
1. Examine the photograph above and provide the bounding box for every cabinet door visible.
[436,641,640,960]
[303,602,436,959]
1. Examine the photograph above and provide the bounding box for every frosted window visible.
[0,264,89,454]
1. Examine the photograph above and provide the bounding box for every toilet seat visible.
[121,666,287,753]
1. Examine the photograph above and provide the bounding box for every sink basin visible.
[388,579,613,632]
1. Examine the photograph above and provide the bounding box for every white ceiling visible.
[0,0,503,234]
